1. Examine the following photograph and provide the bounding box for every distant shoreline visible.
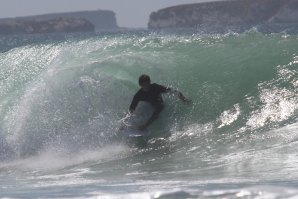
[0,9,119,35]
[148,0,298,33]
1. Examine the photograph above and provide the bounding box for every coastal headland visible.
[148,0,298,32]
[0,10,119,35]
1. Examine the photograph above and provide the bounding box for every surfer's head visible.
[139,74,151,91]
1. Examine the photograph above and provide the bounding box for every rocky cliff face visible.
[148,0,298,31]
[0,17,94,35]
[269,0,298,23]
[19,10,119,31]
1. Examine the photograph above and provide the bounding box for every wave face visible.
[0,31,298,198]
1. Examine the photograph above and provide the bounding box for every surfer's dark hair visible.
[139,74,151,85]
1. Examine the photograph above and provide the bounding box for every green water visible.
[0,31,297,198]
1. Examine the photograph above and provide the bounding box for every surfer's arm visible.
[168,89,191,103]
[177,91,191,103]
[129,93,140,113]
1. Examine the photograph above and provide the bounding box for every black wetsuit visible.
[129,83,171,117]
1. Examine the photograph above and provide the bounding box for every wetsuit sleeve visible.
[155,84,171,93]
[129,93,140,112]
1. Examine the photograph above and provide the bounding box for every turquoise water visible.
[0,30,298,198]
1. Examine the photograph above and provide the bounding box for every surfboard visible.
[120,125,147,137]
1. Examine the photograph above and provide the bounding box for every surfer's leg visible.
[152,104,164,119]
[140,104,164,130]
[149,103,164,124]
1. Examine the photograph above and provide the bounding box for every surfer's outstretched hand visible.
[182,97,192,104]
[175,90,191,104]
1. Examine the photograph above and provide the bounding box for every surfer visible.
[129,74,190,131]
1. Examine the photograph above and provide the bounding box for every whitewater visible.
[0,30,297,198]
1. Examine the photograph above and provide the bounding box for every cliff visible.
[0,9,119,35]
[148,0,298,31]
[0,17,94,35]
[19,10,119,31]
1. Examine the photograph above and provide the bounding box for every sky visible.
[0,0,217,28]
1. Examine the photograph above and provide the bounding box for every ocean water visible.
[0,29,297,198]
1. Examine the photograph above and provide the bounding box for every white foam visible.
[0,143,130,171]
